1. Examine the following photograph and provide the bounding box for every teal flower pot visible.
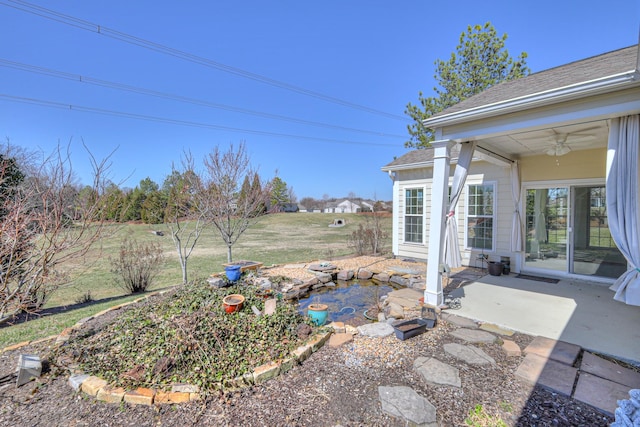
[307,303,329,326]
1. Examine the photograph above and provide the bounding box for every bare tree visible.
[0,141,114,324]
[164,154,207,284]
[287,186,297,204]
[198,142,270,263]
[368,196,387,255]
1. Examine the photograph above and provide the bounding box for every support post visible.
[425,140,455,306]
[390,172,399,256]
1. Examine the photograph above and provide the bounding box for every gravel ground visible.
[0,257,615,426]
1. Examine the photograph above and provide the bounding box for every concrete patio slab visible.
[515,353,578,397]
[446,274,640,364]
[573,372,632,416]
[580,352,640,389]
[524,336,581,366]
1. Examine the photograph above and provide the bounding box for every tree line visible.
[0,141,292,322]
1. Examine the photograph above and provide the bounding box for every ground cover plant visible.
[54,280,317,394]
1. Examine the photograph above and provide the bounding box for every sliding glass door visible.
[525,187,568,272]
[524,184,626,279]
[571,186,626,278]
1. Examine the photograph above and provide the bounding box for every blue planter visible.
[307,304,329,326]
[225,265,242,282]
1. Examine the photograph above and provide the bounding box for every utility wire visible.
[0,59,405,139]
[0,94,399,148]
[2,0,407,121]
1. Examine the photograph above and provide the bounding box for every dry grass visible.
[1,213,391,347]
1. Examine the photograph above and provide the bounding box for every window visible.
[404,188,423,243]
[466,183,494,250]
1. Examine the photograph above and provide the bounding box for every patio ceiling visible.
[481,119,610,159]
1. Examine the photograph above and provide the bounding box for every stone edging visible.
[72,329,332,405]
[1,288,333,406]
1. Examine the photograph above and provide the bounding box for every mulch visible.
[0,299,614,427]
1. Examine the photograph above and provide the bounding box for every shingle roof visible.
[431,45,639,118]
[383,144,461,169]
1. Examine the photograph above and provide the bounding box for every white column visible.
[425,140,455,306]
[391,172,400,256]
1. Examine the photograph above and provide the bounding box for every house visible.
[278,203,299,213]
[323,199,361,213]
[382,44,640,307]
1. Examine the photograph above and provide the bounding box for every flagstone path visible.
[353,288,640,425]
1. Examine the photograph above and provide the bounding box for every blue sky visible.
[1,1,638,200]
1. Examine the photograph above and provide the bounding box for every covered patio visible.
[419,44,640,315]
[446,271,640,364]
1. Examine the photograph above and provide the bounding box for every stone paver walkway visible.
[514,335,640,416]
[375,304,640,424]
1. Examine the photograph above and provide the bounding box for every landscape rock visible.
[337,270,354,281]
[206,277,226,288]
[356,269,373,280]
[390,275,409,287]
[68,373,89,391]
[264,299,277,315]
[328,333,353,348]
[255,278,273,290]
[378,386,437,427]
[357,322,394,338]
[302,277,319,287]
[409,277,426,290]
[308,263,337,272]
[384,301,404,319]
[414,357,461,387]
[372,272,390,282]
[502,339,521,357]
[313,271,333,283]
[444,343,496,365]
[449,328,496,344]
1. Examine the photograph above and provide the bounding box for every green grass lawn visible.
[0,213,391,348]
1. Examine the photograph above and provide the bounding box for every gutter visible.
[424,70,640,128]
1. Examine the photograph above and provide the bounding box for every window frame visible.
[464,182,496,251]
[403,187,425,244]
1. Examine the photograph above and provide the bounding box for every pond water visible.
[297,280,397,324]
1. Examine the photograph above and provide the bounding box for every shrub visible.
[110,237,165,294]
[347,214,388,255]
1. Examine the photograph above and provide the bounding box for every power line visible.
[0,94,400,148]
[0,58,405,139]
[1,0,407,121]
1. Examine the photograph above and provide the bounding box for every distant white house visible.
[323,199,360,213]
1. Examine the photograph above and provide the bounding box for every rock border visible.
[2,288,333,406]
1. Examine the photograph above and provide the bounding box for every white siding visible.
[392,161,520,271]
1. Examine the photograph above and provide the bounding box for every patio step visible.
[515,336,640,416]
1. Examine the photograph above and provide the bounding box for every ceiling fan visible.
[546,135,571,156]
[544,127,600,156]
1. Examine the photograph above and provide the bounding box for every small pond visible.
[297,279,398,324]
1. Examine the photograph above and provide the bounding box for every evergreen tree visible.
[269,176,289,209]
[405,22,530,148]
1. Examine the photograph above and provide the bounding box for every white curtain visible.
[606,114,640,305]
[444,141,476,268]
[510,161,524,252]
